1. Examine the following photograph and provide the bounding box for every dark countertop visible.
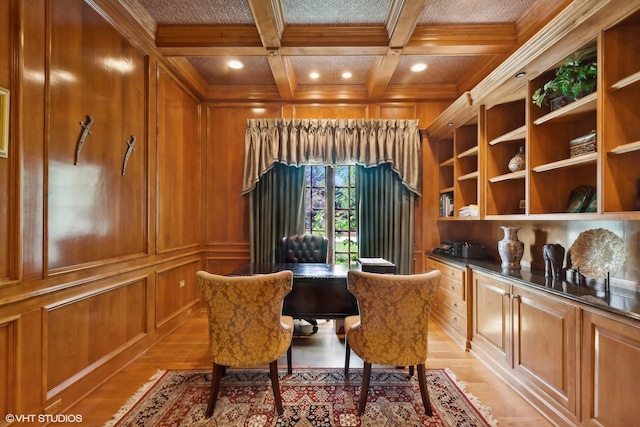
[429,253,640,322]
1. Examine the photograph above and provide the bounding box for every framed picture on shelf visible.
[0,86,9,158]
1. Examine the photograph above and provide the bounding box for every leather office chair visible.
[196,270,294,417]
[280,234,329,264]
[343,269,442,415]
[280,234,329,333]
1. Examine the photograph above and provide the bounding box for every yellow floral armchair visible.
[344,269,442,415]
[196,270,294,417]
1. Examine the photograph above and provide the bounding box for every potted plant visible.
[532,52,597,109]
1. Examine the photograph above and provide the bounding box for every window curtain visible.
[244,118,421,267]
[249,162,306,263]
[357,163,415,274]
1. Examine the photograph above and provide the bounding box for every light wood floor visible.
[63,311,552,426]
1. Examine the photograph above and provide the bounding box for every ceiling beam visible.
[386,0,428,48]
[247,0,284,49]
[155,25,263,48]
[405,24,517,55]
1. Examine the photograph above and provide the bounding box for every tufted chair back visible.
[281,234,328,263]
[196,270,294,417]
[344,269,442,415]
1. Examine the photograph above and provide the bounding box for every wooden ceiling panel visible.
[128,0,571,101]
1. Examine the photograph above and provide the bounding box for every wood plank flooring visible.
[62,311,552,426]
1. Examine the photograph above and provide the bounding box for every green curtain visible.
[357,163,415,274]
[249,162,306,263]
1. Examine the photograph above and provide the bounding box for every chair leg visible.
[269,360,284,415]
[417,364,433,416]
[409,365,414,376]
[287,343,293,375]
[358,362,372,415]
[206,363,223,418]
[344,340,351,375]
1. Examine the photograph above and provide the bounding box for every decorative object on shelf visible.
[569,130,596,158]
[122,135,136,175]
[531,49,597,109]
[569,228,626,280]
[542,243,565,281]
[0,86,9,158]
[565,185,595,213]
[498,226,524,270]
[75,115,94,165]
[508,146,525,172]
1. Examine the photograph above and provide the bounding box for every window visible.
[305,165,357,266]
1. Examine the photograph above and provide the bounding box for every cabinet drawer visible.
[428,259,465,300]
[436,287,466,318]
[433,301,467,335]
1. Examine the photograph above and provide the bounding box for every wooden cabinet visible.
[427,256,470,350]
[429,4,640,221]
[471,270,580,426]
[581,309,640,426]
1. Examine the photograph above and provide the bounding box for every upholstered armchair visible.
[280,234,329,264]
[196,270,294,417]
[280,234,329,333]
[344,269,442,415]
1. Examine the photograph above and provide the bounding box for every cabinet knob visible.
[452,317,457,322]
[450,285,455,290]
[449,272,454,276]
[453,303,458,308]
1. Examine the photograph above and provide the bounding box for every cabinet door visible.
[513,285,578,415]
[582,310,640,427]
[472,272,511,365]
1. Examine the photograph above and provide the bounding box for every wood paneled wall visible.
[0,0,203,418]
[202,101,451,275]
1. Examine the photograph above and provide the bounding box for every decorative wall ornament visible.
[75,115,94,165]
[0,86,9,158]
[122,135,136,175]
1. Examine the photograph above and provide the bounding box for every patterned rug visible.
[105,368,497,426]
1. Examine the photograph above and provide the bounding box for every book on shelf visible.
[439,193,454,217]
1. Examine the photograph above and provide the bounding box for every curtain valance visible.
[242,118,421,196]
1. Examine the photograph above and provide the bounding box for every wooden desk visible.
[229,263,358,320]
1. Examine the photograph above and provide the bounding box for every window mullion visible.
[326,166,335,263]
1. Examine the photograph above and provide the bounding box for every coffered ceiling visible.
[125,0,570,102]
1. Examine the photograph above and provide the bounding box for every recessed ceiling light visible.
[228,60,244,69]
[410,63,427,72]
[342,71,352,79]
[515,71,526,78]
[310,72,319,79]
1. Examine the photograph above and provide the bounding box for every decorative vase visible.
[498,226,524,270]
[508,146,525,172]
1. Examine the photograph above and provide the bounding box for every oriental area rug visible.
[105,368,497,427]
